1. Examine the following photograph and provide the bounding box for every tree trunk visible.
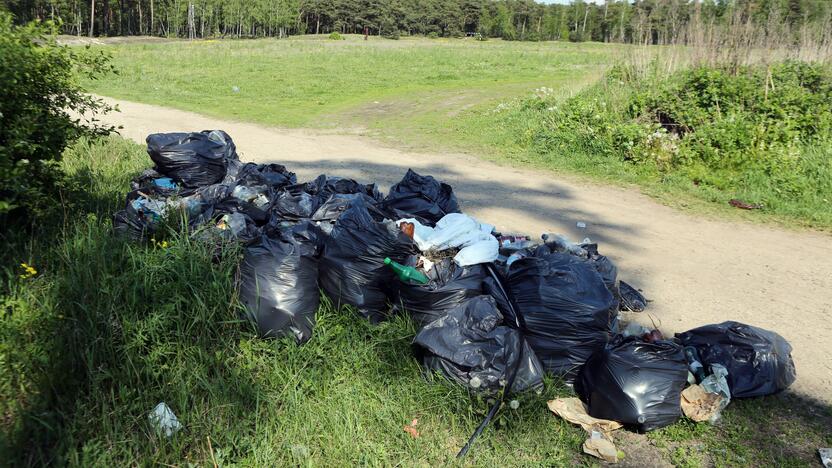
[150,0,154,36]
[138,0,143,35]
[89,0,95,37]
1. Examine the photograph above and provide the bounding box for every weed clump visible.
[518,60,832,224]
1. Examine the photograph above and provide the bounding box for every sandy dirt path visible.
[97,97,832,405]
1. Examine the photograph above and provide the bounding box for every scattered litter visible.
[148,402,182,437]
[403,418,420,438]
[677,321,796,398]
[547,397,622,434]
[729,198,763,210]
[583,430,620,463]
[619,281,647,312]
[819,448,832,468]
[114,130,798,461]
[681,384,724,422]
[699,364,731,421]
[402,213,498,266]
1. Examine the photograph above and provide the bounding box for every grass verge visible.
[1,135,830,465]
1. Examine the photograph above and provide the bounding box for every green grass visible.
[83,35,622,128]
[1,135,829,465]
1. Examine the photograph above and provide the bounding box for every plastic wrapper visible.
[504,252,618,379]
[676,321,796,398]
[239,222,320,343]
[396,257,486,327]
[575,335,689,432]
[383,169,460,225]
[412,295,544,394]
[146,130,239,188]
[319,197,416,322]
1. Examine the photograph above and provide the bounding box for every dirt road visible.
[97,97,832,405]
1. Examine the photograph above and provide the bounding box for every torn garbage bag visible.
[575,335,689,432]
[504,252,617,379]
[396,257,486,328]
[239,222,320,343]
[383,169,459,225]
[233,162,296,189]
[146,130,239,188]
[396,213,499,266]
[412,295,544,393]
[319,197,416,322]
[676,321,796,398]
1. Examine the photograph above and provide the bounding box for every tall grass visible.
[626,3,832,78]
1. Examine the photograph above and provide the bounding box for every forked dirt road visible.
[97,97,832,405]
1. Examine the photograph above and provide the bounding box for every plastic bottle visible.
[684,346,707,382]
[384,257,429,285]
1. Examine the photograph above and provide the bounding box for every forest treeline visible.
[2,0,830,44]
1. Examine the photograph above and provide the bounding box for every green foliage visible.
[508,60,832,226]
[0,13,114,223]
[427,31,439,39]
[327,31,343,40]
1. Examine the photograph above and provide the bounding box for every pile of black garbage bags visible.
[114,130,797,434]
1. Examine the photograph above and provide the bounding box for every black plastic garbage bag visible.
[319,197,416,322]
[233,162,296,189]
[396,258,486,328]
[676,321,796,398]
[505,252,618,379]
[239,222,320,343]
[575,335,689,432]
[619,281,647,312]
[271,190,318,224]
[113,205,151,241]
[413,295,544,394]
[147,130,239,188]
[382,169,460,225]
[302,174,383,203]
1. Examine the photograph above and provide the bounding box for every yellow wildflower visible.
[19,262,37,279]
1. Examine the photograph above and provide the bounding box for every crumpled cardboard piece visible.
[547,397,623,434]
[681,384,725,422]
[583,430,619,464]
[548,397,623,463]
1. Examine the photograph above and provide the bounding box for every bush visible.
[427,32,439,39]
[0,13,114,223]
[327,31,343,40]
[507,60,832,225]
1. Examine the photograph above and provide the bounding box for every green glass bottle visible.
[384,257,429,285]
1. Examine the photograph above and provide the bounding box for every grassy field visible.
[85,35,618,129]
[1,135,830,466]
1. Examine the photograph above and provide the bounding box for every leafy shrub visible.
[510,60,832,223]
[327,31,343,40]
[427,31,439,39]
[0,14,114,223]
